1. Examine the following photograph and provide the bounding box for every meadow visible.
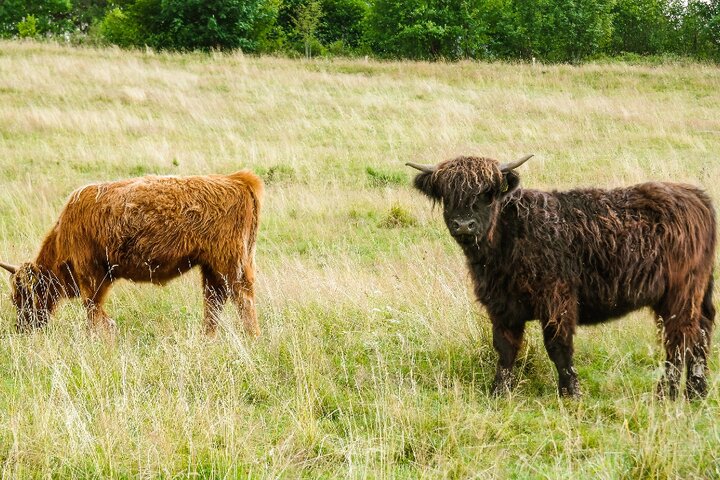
[0,41,719,478]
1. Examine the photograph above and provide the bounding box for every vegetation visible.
[1,0,720,61]
[0,41,719,477]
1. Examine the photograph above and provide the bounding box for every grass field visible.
[0,40,719,478]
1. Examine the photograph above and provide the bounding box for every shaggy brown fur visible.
[411,156,716,399]
[1,171,263,336]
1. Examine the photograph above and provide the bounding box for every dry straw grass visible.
[0,40,719,478]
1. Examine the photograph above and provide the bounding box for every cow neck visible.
[32,227,71,295]
[461,194,520,280]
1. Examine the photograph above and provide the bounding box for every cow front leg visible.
[79,279,116,333]
[491,322,525,396]
[542,321,580,398]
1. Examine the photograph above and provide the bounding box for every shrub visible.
[99,8,140,47]
[17,14,37,37]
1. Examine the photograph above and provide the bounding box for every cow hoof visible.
[558,378,581,398]
[656,381,679,401]
[685,376,707,400]
[559,386,581,398]
[491,368,514,397]
[245,328,261,338]
[491,380,513,397]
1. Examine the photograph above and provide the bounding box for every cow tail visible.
[702,274,715,324]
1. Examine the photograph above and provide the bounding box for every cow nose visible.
[452,219,477,235]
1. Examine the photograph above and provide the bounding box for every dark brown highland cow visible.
[1,171,263,336]
[408,155,716,399]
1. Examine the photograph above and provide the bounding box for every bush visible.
[17,14,37,37]
[99,8,139,47]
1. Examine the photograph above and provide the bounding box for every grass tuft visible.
[378,203,418,228]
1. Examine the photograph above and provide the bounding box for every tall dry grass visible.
[0,40,719,478]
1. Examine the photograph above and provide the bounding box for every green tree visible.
[611,0,675,54]
[157,0,266,51]
[482,0,614,62]
[366,0,489,60]
[540,0,614,61]
[0,0,73,36]
[293,0,323,57]
[316,0,368,50]
[678,0,720,59]
[97,0,269,51]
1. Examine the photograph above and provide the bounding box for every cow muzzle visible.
[451,219,478,236]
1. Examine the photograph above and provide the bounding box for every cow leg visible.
[230,263,260,337]
[656,321,694,401]
[685,318,711,399]
[491,322,526,396]
[78,275,115,332]
[542,321,580,398]
[686,279,715,399]
[655,300,701,400]
[202,267,229,336]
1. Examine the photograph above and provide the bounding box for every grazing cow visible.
[407,155,716,399]
[1,170,263,336]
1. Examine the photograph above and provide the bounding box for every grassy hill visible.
[0,41,719,478]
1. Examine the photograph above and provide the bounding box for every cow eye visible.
[472,194,491,209]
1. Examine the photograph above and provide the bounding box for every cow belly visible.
[578,288,660,324]
[578,303,642,324]
[112,257,197,284]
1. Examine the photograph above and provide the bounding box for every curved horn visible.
[500,154,534,172]
[405,162,438,174]
[0,261,18,274]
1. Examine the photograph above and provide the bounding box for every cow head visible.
[407,155,532,245]
[1,261,58,331]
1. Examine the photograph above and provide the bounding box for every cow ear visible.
[413,172,441,200]
[498,170,520,198]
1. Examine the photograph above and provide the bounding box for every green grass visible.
[0,40,719,478]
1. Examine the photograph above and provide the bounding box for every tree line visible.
[1,0,719,62]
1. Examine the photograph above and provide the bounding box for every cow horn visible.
[405,162,438,174]
[500,154,534,172]
[0,261,18,274]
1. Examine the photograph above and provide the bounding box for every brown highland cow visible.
[1,170,263,336]
[408,155,716,399]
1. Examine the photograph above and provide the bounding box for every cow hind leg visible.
[654,301,701,400]
[686,276,715,399]
[230,263,260,337]
[201,266,230,336]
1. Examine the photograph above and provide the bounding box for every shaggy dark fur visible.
[1,171,263,336]
[411,156,716,399]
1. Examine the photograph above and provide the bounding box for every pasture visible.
[0,41,719,478]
